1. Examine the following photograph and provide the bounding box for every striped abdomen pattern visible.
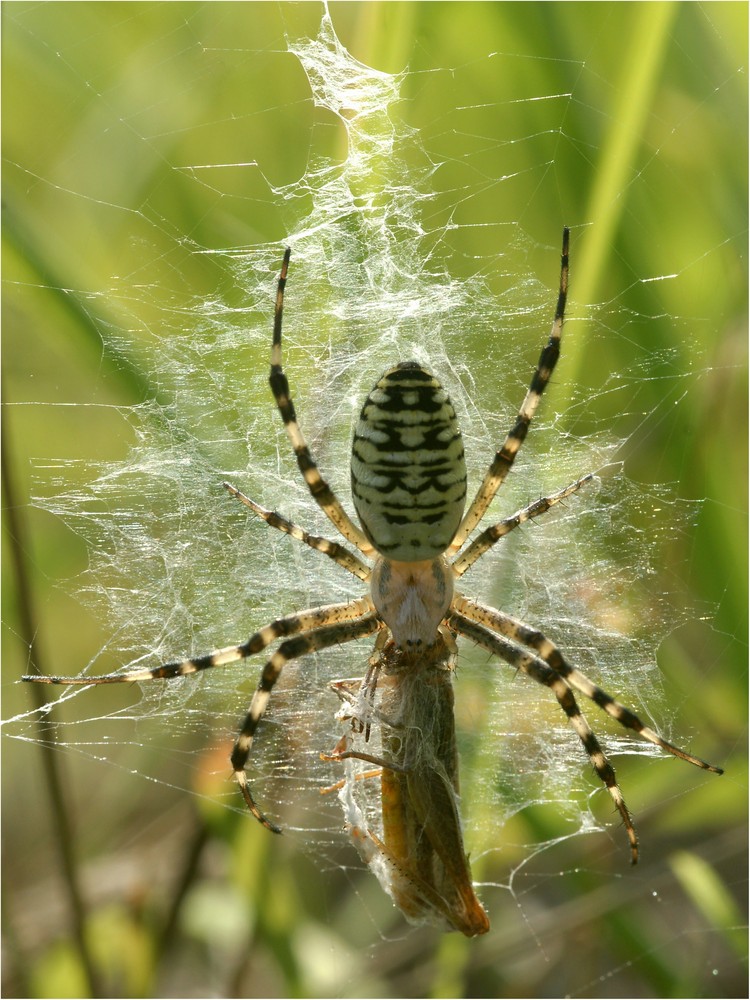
[351,363,467,561]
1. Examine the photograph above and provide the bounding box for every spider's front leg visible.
[454,596,723,775]
[230,613,382,832]
[449,610,640,862]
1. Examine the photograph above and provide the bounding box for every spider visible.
[24,229,722,886]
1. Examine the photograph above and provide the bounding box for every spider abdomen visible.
[351,363,467,561]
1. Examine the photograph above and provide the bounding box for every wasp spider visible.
[24,230,722,870]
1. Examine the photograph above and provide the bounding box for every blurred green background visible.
[3,3,746,998]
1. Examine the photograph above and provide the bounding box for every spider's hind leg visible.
[267,250,374,558]
[450,227,570,552]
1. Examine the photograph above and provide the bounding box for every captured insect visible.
[24,229,722,935]
[323,636,492,936]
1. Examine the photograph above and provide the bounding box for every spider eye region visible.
[370,557,454,648]
[351,364,467,561]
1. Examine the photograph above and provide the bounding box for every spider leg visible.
[450,228,569,552]
[223,481,371,582]
[449,611,639,862]
[21,597,375,686]
[231,612,382,831]
[269,250,375,558]
[451,473,592,578]
[453,595,723,775]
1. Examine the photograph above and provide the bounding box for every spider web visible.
[4,4,744,997]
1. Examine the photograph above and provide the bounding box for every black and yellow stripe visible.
[231,611,382,831]
[269,249,374,557]
[450,227,569,552]
[452,473,593,578]
[449,610,640,863]
[22,596,375,686]
[351,363,467,561]
[223,481,372,582]
[453,595,723,775]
